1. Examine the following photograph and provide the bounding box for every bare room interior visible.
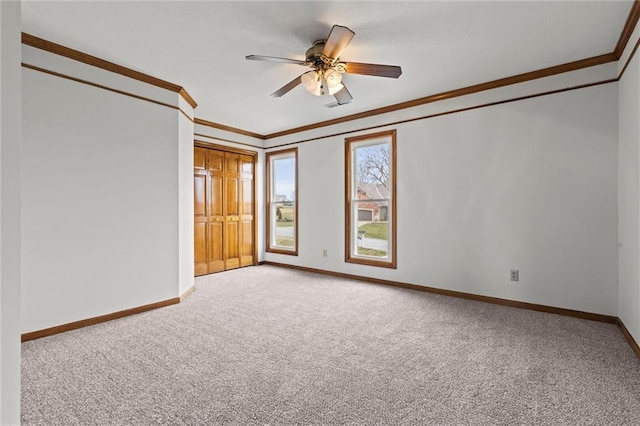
[2,0,640,424]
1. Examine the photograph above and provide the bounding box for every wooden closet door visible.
[194,145,255,276]
[207,150,225,273]
[239,154,254,267]
[224,152,241,270]
[194,147,208,276]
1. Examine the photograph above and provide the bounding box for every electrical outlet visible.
[323,249,328,257]
[510,270,519,281]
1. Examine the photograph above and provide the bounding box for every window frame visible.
[266,148,298,256]
[345,130,397,268]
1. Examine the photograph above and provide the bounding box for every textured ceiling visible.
[21,1,633,135]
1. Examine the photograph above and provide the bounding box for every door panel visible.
[240,220,253,267]
[194,147,206,169]
[194,174,206,218]
[207,222,224,272]
[210,176,223,217]
[194,151,208,276]
[226,153,240,175]
[239,155,254,265]
[241,177,252,216]
[194,223,208,276]
[208,150,224,172]
[207,150,225,273]
[224,152,241,268]
[226,178,239,216]
[225,220,240,270]
[241,155,253,174]
[224,167,241,269]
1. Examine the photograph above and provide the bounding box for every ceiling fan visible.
[246,25,402,108]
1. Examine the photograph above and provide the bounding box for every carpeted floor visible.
[21,265,640,425]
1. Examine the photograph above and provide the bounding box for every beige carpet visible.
[22,265,640,424]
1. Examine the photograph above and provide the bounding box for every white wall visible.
[266,82,619,316]
[21,58,183,333]
[178,109,194,296]
[618,42,640,343]
[0,1,22,422]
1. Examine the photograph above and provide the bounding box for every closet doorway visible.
[194,142,257,276]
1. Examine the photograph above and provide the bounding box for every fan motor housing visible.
[306,40,328,66]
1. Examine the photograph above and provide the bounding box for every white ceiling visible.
[21,1,633,136]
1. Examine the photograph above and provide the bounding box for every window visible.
[266,148,298,255]
[345,130,396,268]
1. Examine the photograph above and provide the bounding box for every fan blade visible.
[270,74,303,97]
[333,84,353,105]
[246,55,308,66]
[344,62,402,78]
[322,25,355,60]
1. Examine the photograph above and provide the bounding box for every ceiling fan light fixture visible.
[301,71,322,96]
[324,68,344,95]
[324,68,342,87]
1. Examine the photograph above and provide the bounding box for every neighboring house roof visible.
[357,182,389,200]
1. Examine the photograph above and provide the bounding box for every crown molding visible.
[615,0,640,59]
[21,32,197,109]
[194,118,265,140]
[265,53,616,140]
[179,88,197,109]
[265,79,617,149]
